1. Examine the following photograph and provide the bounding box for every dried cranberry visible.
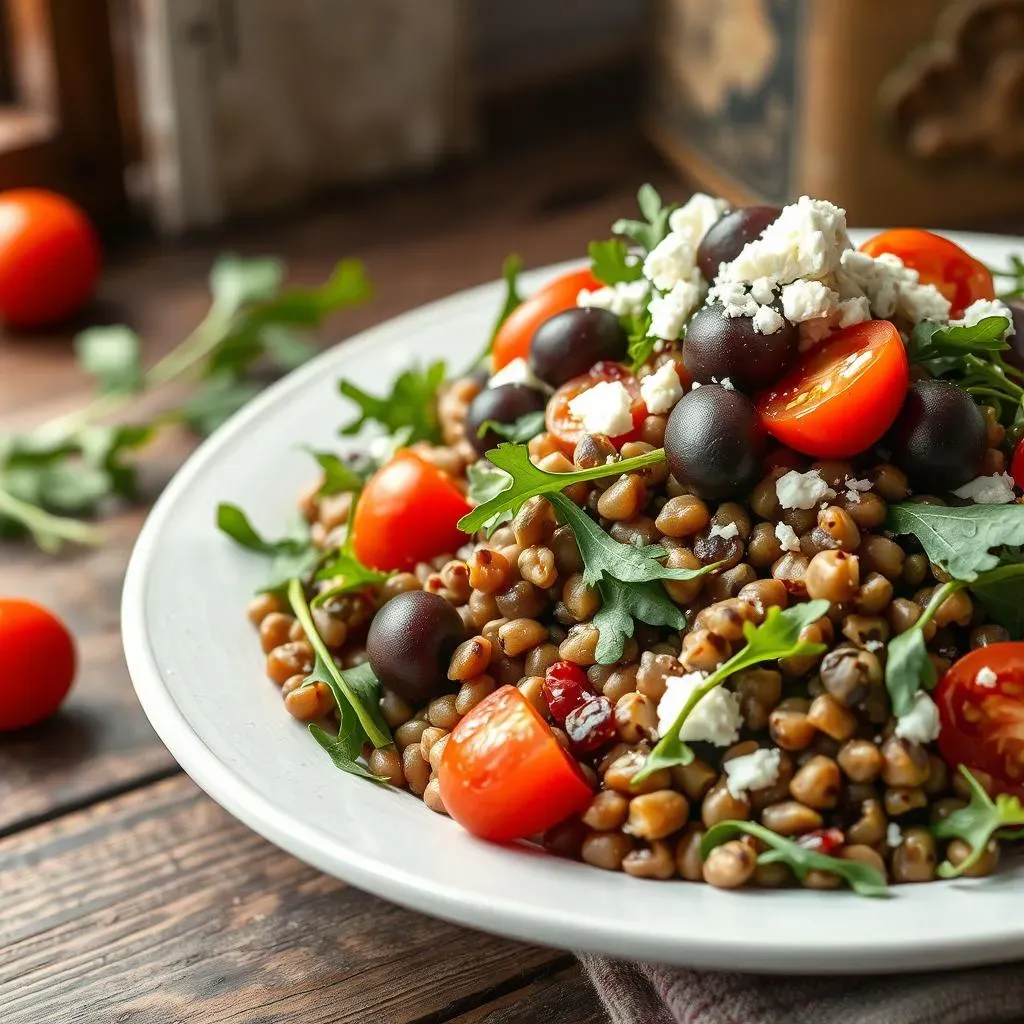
[543,661,593,723]
[564,695,616,753]
[797,827,845,855]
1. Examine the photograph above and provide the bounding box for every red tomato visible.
[935,643,1024,800]
[546,362,647,455]
[492,267,601,371]
[350,450,471,572]
[0,189,100,329]
[438,685,593,842]
[756,320,909,458]
[1012,437,1024,491]
[0,598,76,731]
[859,228,994,319]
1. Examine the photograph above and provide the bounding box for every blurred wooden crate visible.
[646,0,1024,227]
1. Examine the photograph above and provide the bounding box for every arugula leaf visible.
[592,575,685,664]
[308,721,386,782]
[612,184,676,254]
[466,459,514,536]
[313,546,392,606]
[181,373,263,435]
[933,766,1024,878]
[210,254,284,313]
[635,600,830,781]
[74,326,144,395]
[457,442,667,535]
[886,502,1024,580]
[339,360,446,444]
[77,424,154,499]
[990,254,1024,301]
[489,254,523,343]
[589,239,643,286]
[305,449,366,496]
[967,561,1024,637]
[477,410,546,444]
[701,821,889,897]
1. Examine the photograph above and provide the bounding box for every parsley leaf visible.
[990,254,1024,301]
[339,360,446,444]
[305,449,366,496]
[635,600,830,780]
[612,184,676,254]
[701,821,889,897]
[933,766,1024,878]
[886,502,1024,580]
[626,309,657,371]
[589,239,643,286]
[457,442,667,535]
[465,459,514,536]
[74,325,144,395]
[477,410,546,444]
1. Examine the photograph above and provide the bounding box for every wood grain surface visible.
[0,124,674,1023]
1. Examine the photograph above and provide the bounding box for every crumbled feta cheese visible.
[887,823,903,848]
[843,475,872,503]
[751,276,776,304]
[752,304,784,335]
[578,279,649,318]
[952,472,1017,504]
[639,360,683,415]
[799,317,837,348]
[488,357,552,393]
[667,192,730,251]
[776,469,836,510]
[690,381,702,389]
[951,297,1015,336]
[713,280,759,318]
[774,522,801,552]
[719,377,735,391]
[648,278,703,341]
[709,522,739,541]
[894,691,942,745]
[976,666,999,688]
[657,671,743,747]
[724,748,782,799]
[780,280,840,324]
[567,380,634,436]
[837,295,871,329]
[865,639,885,653]
[644,233,698,292]
[836,249,951,324]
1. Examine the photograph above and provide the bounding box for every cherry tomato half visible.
[546,361,647,455]
[0,189,100,329]
[350,450,472,573]
[492,267,601,372]
[859,228,994,319]
[438,685,593,842]
[755,320,909,458]
[935,643,1024,800]
[0,598,76,731]
[1012,437,1024,491]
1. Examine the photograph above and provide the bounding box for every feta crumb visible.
[668,192,730,252]
[648,278,703,341]
[639,360,683,415]
[657,672,743,747]
[644,233,698,292]
[751,276,776,304]
[865,639,885,653]
[976,666,999,688]
[709,522,739,541]
[719,377,735,391]
[690,381,702,389]
[837,296,871,329]
[776,469,836,510]
[843,475,872,504]
[488,357,553,393]
[780,280,840,324]
[887,823,903,848]
[952,472,1017,504]
[952,297,1015,336]
[578,279,649,318]
[567,380,634,436]
[752,304,784,335]
[836,249,951,324]
[798,317,837,348]
[724,748,782,799]
[894,691,942,745]
[774,522,801,552]
[713,280,759,318]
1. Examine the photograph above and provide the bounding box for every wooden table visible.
[0,126,675,1024]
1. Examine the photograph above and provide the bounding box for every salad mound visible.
[220,187,1024,896]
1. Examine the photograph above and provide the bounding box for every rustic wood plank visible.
[445,967,605,1024]
[0,774,576,1024]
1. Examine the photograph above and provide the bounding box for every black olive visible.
[886,379,987,491]
[464,383,547,455]
[697,206,782,281]
[529,307,628,387]
[366,591,466,705]
[682,301,797,392]
[664,385,766,500]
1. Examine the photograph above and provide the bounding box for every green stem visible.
[0,486,103,550]
[917,579,965,632]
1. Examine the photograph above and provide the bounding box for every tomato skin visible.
[546,362,647,455]
[0,599,76,731]
[492,267,601,371]
[859,229,994,319]
[0,189,100,328]
[350,450,471,572]
[438,685,593,843]
[755,320,909,458]
[935,643,1024,801]
[1012,437,1024,491]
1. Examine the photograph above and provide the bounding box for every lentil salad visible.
[220,188,1024,896]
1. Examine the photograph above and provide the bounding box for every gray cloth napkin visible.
[578,954,1024,1024]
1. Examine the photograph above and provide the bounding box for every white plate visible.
[124,232,1024,974]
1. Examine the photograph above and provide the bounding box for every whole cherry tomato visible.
[492,267,601,371]
[1011,436,1024,491]
[0,598,76,731]
[438,685,593,842]
[859,228,994,319]
[546,361,648,455]
[350,450,471,572]
[0,189,100,328]
[756,320,909,458]
[935,643,1024,800]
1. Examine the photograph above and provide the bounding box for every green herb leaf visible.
[589,239,643,286]
[313,548,392,605]
[181,373,263,435]
[477,410,546,444]
[612,184,676,254]
[592,575,685,664]
[308,721,386,782]
[886,502,1024,580]
[306,449,366,497]
[967,561,1024,637]
[465,459,514,536]
[884,627,936,718]
[701,821,889,897]
[933,766,1024,878]
[74,326,144,395]
[489,254,523,342]
[210,255,284,314]
[635,600,830,780]
[339,360,446,445]
[77,424,154,499]
[626,309,657,371]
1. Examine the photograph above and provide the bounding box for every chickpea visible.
[581,831,635,871]
[636,651,678,702]
[394,719,429,753]
[789,755,841,810]
[367,746,405,787]
[574,432,618,470]
[805,549,860,604]
[558,623,600,665]
[448,636,492,680]
[769,700,817,751]
[706,564,758,603]
[760,800,823,836]
[266,641,313,685]
[680,629,731,672]
[847,798,886,846]
[838,844,886,878]
[598,474,646,521]
[675,824,707,882]
[582,790,629,831]
[818,506,861,551]
[884,786,928,817]
[807,693,858,742]
[614,692,658,743]
[819,645,881,707]
[837,739,883,783]
[671,757,718,803]
[701,779,751,828]
[247,592,284,626]
[855,572,894,616]
[284,680,334,721]
[662,547,705,604]
[623,840,677,879]
[655,494,710,537]
[858,535,905,579]
[945,838,1000,878]
[880,737,931,788]
[703,840,757,889]
[604,749,672,795]
[845,492,887,530]
[379,689,414,728]
[626,790,690,840]
[467,548,511,593]
[747,521,784,567]
[259,612,294,653]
